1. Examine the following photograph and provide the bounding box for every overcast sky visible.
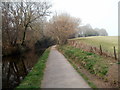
[50,0,119,36]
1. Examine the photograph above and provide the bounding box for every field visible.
[70,36,118,53]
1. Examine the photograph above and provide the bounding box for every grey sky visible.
[51,0,119,36]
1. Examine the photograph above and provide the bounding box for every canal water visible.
[2,49,45,88]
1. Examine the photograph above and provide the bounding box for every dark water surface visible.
[2,49,45,88]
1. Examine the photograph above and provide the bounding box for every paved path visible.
[41,46,90,88]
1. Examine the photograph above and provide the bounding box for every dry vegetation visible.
[45,13,80,44]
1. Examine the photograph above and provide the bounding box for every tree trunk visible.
[21,26,27,45]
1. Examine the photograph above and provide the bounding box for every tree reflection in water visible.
[2,49,45,88]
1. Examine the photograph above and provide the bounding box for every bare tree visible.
[45,13,81,44]
[77,24,108,37]
[19,1,52,45]
[95,28,108,36]
[2,1,52,49]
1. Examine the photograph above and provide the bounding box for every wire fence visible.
[68,40,118,60]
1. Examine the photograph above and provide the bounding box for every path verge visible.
[16,48,50,89]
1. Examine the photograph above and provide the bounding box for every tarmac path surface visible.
[41,46,90,88]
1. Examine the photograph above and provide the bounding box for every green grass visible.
[69,59,97,89]
[16,48,50,89]
[58,45,110,78]
[69,36,118,54]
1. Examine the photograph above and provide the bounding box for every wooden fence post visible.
[114,46,117,60]
[94,47,96,51]
[100,45,102,55]
[90,47,93,52]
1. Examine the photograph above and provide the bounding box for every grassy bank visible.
[69,36,118,54]
[58,45,110,77]
[16,48,50,89]
[57,45,99,88]
[58,45,118,88]
[68,59,97,89]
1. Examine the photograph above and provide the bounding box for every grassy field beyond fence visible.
[69,36,118,59]
[70,36,118,52]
